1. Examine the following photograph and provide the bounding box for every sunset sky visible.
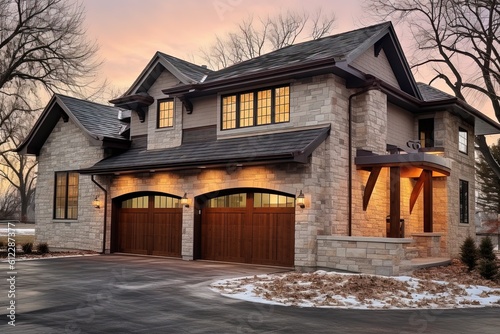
[80,0,497,125]
[83,0,369,91]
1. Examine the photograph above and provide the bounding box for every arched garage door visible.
[114,193,182,257]
[200,191,295,267]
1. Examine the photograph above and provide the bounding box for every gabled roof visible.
[159,22,421,99]
[79,126,330,174]
[17,94,130,155]
[417,83,500,135]
[123,51,213,96]
[204,22,393,83]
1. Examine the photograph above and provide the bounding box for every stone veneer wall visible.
[351,89,390,238]
[108,150,328,267]
[36,118,106,252]
[316,236,413,275]
[442,112,476,256]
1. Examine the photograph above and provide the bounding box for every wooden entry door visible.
[201,192,295,267]
[116,194,182,257]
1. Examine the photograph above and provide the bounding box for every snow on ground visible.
[210,271,500,309]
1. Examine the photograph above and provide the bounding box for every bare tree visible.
[0,185,20,220]
[365,0,500,178]
[0,0,102,97]
[0,0,102,221]
[0,99,37,222]
[200,8,336,70]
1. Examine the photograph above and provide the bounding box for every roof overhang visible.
[370,79,500,136]
[79,126,330,175]
[355,151,451,178]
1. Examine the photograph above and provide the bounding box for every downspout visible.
[347,79,381,236]
[91,175,108,254]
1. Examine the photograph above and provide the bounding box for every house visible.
[17,22,500,275]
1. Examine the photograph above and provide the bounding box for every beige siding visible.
[130,110,147,136]
[386,103,415,149]
[183,95,217,129]
[351,46,400,89]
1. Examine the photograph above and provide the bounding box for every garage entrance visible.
[198,190,295,267]
[113,193,182,257]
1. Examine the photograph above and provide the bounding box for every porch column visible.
[423,169,433,232]
[389,166,401,238]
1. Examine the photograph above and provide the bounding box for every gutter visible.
[162,57,338,95]
[91,175,108,254]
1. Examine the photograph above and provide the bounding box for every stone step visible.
[410,257,451,270]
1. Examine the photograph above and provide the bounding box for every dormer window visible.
[158,99,174,128]
[221,85,290,130]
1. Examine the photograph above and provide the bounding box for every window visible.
[158,99,174,128]
[459,128,468,154]
[121,195,180,209]
[254,193,295,208]
[221,85,290,130]
[459,180,469,224]
[418,118,434,148]
[206,193,247,208]
[54,172,79,219]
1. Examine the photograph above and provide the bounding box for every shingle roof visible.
[417,83,455,101]
[157,52,212,82]
[57,94,129,140]
[80,126,330,174]
[203,22,391,83]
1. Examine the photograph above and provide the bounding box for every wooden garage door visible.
[201,192,295,267]
[117,194,182,257]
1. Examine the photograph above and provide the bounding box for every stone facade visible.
[317,236,413,275]
[35,119,105,252]
[32,55,482,275]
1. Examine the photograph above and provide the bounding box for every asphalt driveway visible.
[1,255,499,333]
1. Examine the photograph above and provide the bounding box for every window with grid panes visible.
[221,86,290,130]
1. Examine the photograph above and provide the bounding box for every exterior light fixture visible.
[296,190,305,208]
[92,196,100,209]
[181,193,189,208]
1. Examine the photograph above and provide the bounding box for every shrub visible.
[37,242,50,254]
[22,242,33,254]
[479,258,498,280]
[460,236,478,271]
[478,236,497,261]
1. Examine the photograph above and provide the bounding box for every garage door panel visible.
[118,210,149,254]
[152,211,182,257]
[251,212,294,266]
[201,193,295,267]
[116,195,182,257]
[202,210,246,263]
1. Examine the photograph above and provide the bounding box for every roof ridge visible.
[157,51,213,72]
[56,93,120,110]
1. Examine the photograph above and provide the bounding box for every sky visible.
[82,0,369,92]
[80,0,497,126]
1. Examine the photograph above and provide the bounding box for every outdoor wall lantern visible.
[92,196,100,209]
[181,193,189,208]
[296,190,305,208]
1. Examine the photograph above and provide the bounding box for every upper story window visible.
[458,128,468,154]
[418,118,434,148]
[221,85,290,130]
[158,99,174,128]
[54,171,79,219]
